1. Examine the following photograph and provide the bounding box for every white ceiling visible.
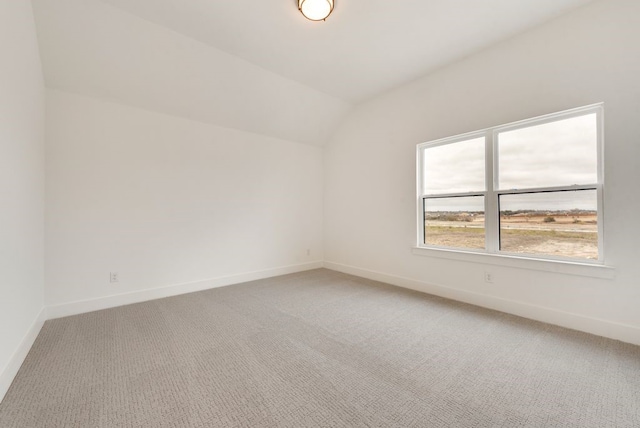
[32,0,596,145]
[97,0,596,103]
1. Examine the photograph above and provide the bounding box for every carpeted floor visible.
[0,269,638,427]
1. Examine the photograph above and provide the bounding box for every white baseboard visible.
[0,306,47,404]
[324,261,640,346]
[47,261,324,320]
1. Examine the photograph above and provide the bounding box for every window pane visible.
[499,190,598,260]
[423,137,485,194]
[497,114,597,190]
[424,196,485,249]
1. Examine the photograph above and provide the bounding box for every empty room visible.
[1,0,639,426]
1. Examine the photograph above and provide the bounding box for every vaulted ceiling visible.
[32,0,595,145]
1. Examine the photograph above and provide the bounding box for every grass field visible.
[425,212,598,259]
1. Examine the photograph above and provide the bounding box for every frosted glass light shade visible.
[299,0,334,21]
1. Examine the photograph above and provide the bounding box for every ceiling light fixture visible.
[298,0,334,21]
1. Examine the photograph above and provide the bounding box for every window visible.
[417,104,603,263]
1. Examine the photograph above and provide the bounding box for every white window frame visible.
[416,103,605,267]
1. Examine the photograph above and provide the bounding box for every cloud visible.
[498,113,597,189]
[421,113,598,211]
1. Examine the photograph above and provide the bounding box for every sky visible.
[422,113,598,211]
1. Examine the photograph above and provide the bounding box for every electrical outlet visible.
[306,248,311,256]
[484,271,493,283]
[110,272,119,283]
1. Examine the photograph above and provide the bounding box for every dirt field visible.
[425,212,598,259]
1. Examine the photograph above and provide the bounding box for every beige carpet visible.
[1,269,638,427]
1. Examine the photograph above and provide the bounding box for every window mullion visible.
[485,130,499,253]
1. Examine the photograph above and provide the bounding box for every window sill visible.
[411,247,616,279]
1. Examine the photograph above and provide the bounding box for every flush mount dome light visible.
[299,0,334,21]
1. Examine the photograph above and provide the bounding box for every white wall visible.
[325,0,640,344]
[46,90,323,313]
[0,0,46,399]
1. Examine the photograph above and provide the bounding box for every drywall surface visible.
[324,0,640,342]
[0,0,46,397]
[32,0,351,146]
[46,90,323,307]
